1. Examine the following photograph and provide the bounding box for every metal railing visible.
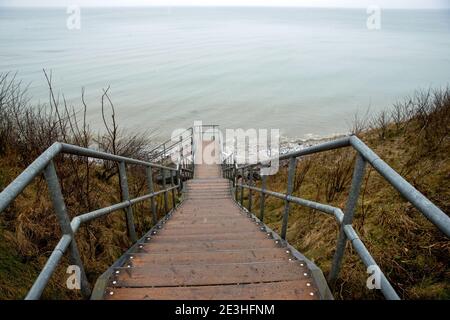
[0,141,195,300]
[222,134,450,300]
[148,124,220,167]
[149,127,194,162]
[192,124,220,166]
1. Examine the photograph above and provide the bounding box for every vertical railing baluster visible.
[163,143,166,162]
[146,166,157,225]
[234,163,238,201]
[260,174,267,222]
[232,159,236,189]
[226,158,229,179]
[220,163,227,179]
[43,160,91,298]
[328,153,367,287]
[118,161,138,243]
[190,133,194,168]
[240,168,244,206]
[224,159,227,179]
[179,136,183,167]
[161,168,168,214]
[248,167,253,213]
[170,169,176,209]
[176,169,182,196]
[281,157,297,240]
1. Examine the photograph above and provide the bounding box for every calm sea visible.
[0,7,449,139]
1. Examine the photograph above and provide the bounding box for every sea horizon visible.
[1,6,449,140]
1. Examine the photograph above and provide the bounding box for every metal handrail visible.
[148,127,193,155]
[149,131,194,161]
[148,124,219,162]
[222,134,449,300]
[0,141,195,300]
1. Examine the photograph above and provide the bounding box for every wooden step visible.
[139,239,277,252]
[114,261,311,287]
[105,280,318,300]
[127,248,292,265]
[153,231,268,242]
[169,217,251,225]
[157,226,259,236]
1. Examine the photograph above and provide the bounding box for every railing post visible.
[43,160,91,298]
[240,168,244,206]
[234,163,238,201]
[248,167,253,213]
[118,161,137,243]
[260,174,267,222]
[170,169,176,209]
[163,143,166,162]
[224,160,227,179]
[145,166,157,225]
[176,169,182,196]
[179,136,184,167]
[232,159,236,188]
[161,168,169,213]
[281,157,297,240]
[190,135,194,163]
[328,153,367,287]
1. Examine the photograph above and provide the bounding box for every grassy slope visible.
[246,118,449,299]
[0,153,174,299]
[0,85,448,299]
[1,124,448,299]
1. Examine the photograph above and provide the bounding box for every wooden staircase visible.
[103,140,320,300]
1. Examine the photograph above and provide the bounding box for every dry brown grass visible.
[1,72,448,300]
[246,87,450,299]
[0,72,174,299]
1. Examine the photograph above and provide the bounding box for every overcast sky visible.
[1,0,449,9]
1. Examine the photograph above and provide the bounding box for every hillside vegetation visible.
[0,71,448,299]
[244,88,450,299]
[0,72,174,299]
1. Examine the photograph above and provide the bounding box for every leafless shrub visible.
[412,89,433,130]
[0,71,160,281]
[420,88,450,151]
[391,101,411,132]
[94,86,153,182]
[294,156,312,192]
[370,110,390,140]
[397,87,450,155]
[320,150,355,202]
[349,87,450,147]
[0,73,30,154]
[350,107,371,135]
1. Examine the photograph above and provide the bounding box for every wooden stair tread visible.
[105,280,318,300]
